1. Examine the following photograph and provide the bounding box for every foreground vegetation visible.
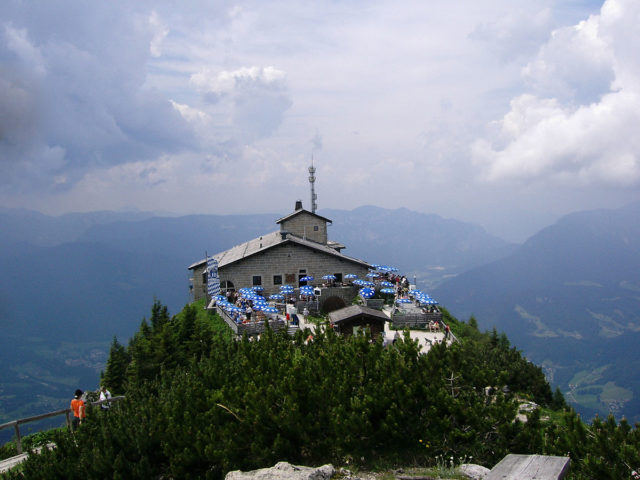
[2,300,640,479]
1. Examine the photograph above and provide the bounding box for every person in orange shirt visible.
[70,389,86,431]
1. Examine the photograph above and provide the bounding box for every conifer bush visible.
[4,300,640,479]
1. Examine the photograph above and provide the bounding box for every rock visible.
[225,461,335,480]
[458,463,490,479]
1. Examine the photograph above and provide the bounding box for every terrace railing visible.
[0,396,124,454]
[216,306,287,336]
[391,311,443,328]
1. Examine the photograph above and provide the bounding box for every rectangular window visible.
[299,269,306,274]
[273,275,282,285]
[313,225,319,231]
[252,275,262,286]
[333,273,343,283]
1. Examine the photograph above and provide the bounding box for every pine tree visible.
[102,336,130,394]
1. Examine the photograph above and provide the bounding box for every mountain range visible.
[433,202,640,420]
[0,202,638,441]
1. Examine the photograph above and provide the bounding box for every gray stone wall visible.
[191,244,368,301]
[280,212,327,244]
[191,266,207,301]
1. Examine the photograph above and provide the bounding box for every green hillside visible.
[3,300,640,479]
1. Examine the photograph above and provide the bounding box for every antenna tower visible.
[308,155,317,213]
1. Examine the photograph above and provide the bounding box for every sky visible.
[1,0,639,241]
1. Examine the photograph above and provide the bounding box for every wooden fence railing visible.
[216,307,288,336]
[391,311,442,328]
[0,396,124,454]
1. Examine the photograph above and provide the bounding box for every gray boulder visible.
[225,461,335,480]
[459,463,490,479]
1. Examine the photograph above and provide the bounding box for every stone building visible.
[188,201,371,305]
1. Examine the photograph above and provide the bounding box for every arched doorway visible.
[220,280,235,295]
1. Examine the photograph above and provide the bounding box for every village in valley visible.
[188,164,452,351]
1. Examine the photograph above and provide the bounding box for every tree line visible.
[3,300,639,479]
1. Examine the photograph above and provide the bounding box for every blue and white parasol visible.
[359,287,375,299]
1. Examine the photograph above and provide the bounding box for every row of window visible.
[204,268,344,292]
[251,271,343,286]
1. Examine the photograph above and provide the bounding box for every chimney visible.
[295,200,303,211]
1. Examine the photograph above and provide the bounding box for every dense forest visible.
[2,300,640,479]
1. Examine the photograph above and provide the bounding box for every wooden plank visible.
[486,454,570,480]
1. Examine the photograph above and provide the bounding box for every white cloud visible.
[190,65,292,142]
[148,11,169,58]
[2,0,635,240]
[473,0,640,188]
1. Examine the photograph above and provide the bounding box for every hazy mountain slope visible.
[434,202,640,420]
[78,213,277,260]
[0,208,154,249]
[323,206,516,288]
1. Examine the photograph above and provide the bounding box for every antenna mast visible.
[308,155,317,213]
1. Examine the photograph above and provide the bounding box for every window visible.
[273,275,282,285]
[334,273,343,283]
[252,276,262,286]
[313,225,319,231]
[220,280,235,293]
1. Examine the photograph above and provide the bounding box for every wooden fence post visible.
[65,411,71,431]
[13,423,22,454]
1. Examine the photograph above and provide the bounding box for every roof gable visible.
[328,305,389,324]
[276,208,332,225]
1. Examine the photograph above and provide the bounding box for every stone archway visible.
[321,295,346,314]
[220,280,235,294]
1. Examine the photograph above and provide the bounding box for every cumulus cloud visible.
[190,66,292,142]
[0,4,195,191]
[470,5,555,62]
[473,0,640,188]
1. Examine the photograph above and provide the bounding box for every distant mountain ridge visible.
[433,201,640,420]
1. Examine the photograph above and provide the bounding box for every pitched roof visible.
[275,208,332,225]
[188,231,369,270]
[328,305,389,324]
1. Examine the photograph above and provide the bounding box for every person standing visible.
[70,389,86,431]
[99,385,112,410]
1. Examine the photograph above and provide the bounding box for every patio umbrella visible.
[322,274,336,280]
[362,281,375,287]
[396,298,412,304]
[300,276,314,282]
[353,279,367,286]
[380,281,394,287]
[380,288,395,294]
[279,285,294,292]
[359,287,375,299]
[300,286,315,296]
[366,272,379,278]
[253,301,269,310]
[269,294,284,300]
[344,274,358,279]
[252,286,264,292]
[262,306,278,314]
